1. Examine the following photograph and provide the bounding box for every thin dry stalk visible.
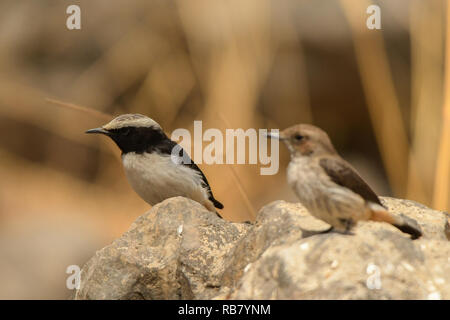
[218,112,257,219]
[432,2,450,211]
[46,98,112,121]
[45,98,121,161]
[408,0,444,206]
[339,0,425,200]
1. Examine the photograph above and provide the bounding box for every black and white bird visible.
[86,114,224,216]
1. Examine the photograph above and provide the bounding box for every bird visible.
[267,124,422,239]
[85,114,224,217]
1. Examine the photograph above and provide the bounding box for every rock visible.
[381,197,450,241]
[74,196,450,300]
[73,197,250,300]
[220,201,329,290]
[230,230,450,299]
[230,198,450,300]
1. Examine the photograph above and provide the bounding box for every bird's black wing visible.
[157,139,224,210]
[319,156,384,207]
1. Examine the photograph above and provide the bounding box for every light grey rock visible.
[229,198,450,300]
[74,196,450,300]
[73,197,250,300]
[380,197,450,241]
[220,201,329,291]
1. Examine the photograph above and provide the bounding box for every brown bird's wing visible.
[319,156,384,207]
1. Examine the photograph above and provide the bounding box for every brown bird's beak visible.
[265,131,286,140]
[85,127,109,135]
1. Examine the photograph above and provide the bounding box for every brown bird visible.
[267,124,422,239]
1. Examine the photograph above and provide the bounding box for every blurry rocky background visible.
[0,0,448,299]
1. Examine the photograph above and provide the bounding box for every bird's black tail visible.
[203,197,224,218]
[371,210,422,240]
[392,214,422,240]
[211,198,224,210]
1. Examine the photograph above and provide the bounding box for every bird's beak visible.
[265,131,285,140]
[85,127,109,135]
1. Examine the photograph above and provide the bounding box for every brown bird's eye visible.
[294,134,304,141]
[122,128,131,136]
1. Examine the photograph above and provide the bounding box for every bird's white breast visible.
[121,152,209,206]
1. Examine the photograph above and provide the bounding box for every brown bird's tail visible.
[370,209,422,240]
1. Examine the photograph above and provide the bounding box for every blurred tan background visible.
[0,0,448,299]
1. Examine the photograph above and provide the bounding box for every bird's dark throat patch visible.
[107,126,172,154]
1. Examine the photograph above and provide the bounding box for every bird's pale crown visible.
[102,114,161,130]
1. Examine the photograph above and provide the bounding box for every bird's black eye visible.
[294,134,304,141]
[122,128,131,136]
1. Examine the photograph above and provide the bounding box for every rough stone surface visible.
[73,197,250,300]
[74,196,450,300]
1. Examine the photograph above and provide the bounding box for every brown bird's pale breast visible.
[287,156,371,231]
